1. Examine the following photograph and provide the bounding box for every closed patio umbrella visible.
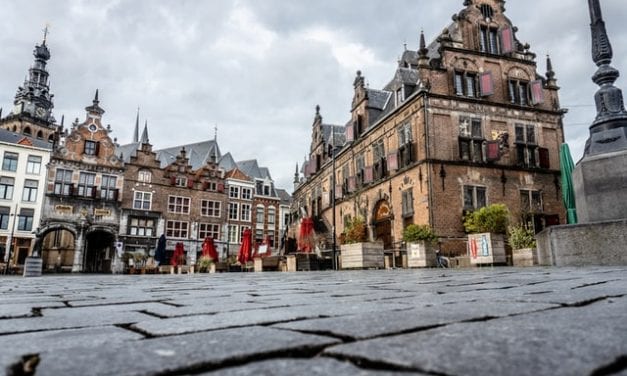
[560,143,578,224]
[154,234,167,265]
[237,229,253,264]
[298,217,315,253]
[201,237,219,262]
[171,242,185,266]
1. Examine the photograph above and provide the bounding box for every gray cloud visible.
[1,0,626,190]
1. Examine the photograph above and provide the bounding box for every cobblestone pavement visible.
[1,267,626,375]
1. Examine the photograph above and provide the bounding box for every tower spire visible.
[140,119,149,144]
[133,107,139,143]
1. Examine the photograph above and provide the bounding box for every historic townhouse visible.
[0,129,51,270]
[40,92,125,272]
[293,0,566,257]
[222,158,255,256]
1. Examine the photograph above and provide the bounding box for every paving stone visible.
[324,296,627,376]
[0,302,67,318]
[133,301,410,336]
[200,357,419,375]
[0,326,143,371]
[273,300,558,339]
[34,326,339,376]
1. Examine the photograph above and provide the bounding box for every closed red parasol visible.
[238,229,253,264]
[201,237,219,261]
[171,242,186,266]
[298,217,315,253]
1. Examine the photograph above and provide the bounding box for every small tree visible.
[402,224,437,243]
[508,225,537,249]
[343,217,368,244]
[463,204,510,234]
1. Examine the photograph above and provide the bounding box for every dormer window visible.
[395,88,404,105]
[84,140,98,156]
[480,4,495,20]
[175,176,187,187]
[479,25,499,54]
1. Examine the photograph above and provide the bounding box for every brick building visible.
[293,0,566,257]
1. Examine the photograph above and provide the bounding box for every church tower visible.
[0,30,58,142]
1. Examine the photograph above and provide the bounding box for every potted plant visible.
[340,217,384,269]
[463,204,510,265]
[403,224,438,268]
[197,256,215,273]
[508,224,537,267]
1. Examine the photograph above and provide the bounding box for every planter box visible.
[407,241,436,268]
[253,256,281,272]
[512,248,538,267]
[340,242,384,269]
[467,233,507,265]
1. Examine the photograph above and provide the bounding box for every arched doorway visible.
[84,229,116,273]
[373,200,393,250]
[41,227,76,273]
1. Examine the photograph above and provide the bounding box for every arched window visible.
[36,130,43,139]
[23,127,32,136]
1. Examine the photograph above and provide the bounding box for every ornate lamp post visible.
[3,205,19,275]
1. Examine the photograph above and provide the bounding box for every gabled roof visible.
[116,142,142,163]
[0,128,52,149]
[155,139,221,169]
[275,188,292,205]
[237,159,262,179]
[321,124,346,147]
[366,89,391,110]
[219,152,237,171]
[225,167,253,182]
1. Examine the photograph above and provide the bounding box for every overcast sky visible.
[1,0,626,192]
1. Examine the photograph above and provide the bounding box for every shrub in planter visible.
[342,217,368,244]
[198,256,214,273]
[463,204,510,234]
[508,225,536,250]
[402,224,437,243]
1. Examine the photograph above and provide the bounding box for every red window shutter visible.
[364,166,374,183]
[335,185,343,199]
[387,152,398,171]
[345,124,354,142]
[486,141,500,161]
[202,181,208,190]
[170,176,176,185]
[500,26,514,54]
[94,142,101,156]
[530,80,544,105]
[187,179,194,188]
[217,183,225,193]
[347,176,356,192]
[539,148,550,169]
[480,72,494,96]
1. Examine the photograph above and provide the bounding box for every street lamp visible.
[4,204,19,275]
[331,129,338,270]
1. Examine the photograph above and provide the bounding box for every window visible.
[138,170,151,183]
[77,172,96,197]
[508,80,529,106]
[228,202,239,220]
[168,196,191,214]
[515,124,538,168]
[256,206,265,224]
[255,229,264,245]
[480,4,494,19]
[0,177,14,200]
[54,169,73,196]
[464,185,487,210]
[263,184,270,196]
[0,206,9,230]
[241,188,252,200]
[398,123,414,168]
[100,175,117,201]
[26,156,42,174]
[133,191,152,210]
[166,220,188,239]
[84,140,98,156]
[284,213,290,227]
[454,71,478,97]
[129,218,155,237]
[395,88,404,105]
[17,208,34,232]
[459,117,485,163]
[229,186,240,199]
[228,225,239,243]
[268,207,276,225]
[480,25,499,54]
[198,223,220,240]
[22,179,38,202]
[401,189,414,218]
[521,190,543,213]
[201,200,221,217]
[372,139,387,180]
[175,176,187,187]
[355,154,365,186]
[240,203,251,222]
[398,123,412,146]
[2,152,18,172]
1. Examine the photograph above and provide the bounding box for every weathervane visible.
[42,23,50,44]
